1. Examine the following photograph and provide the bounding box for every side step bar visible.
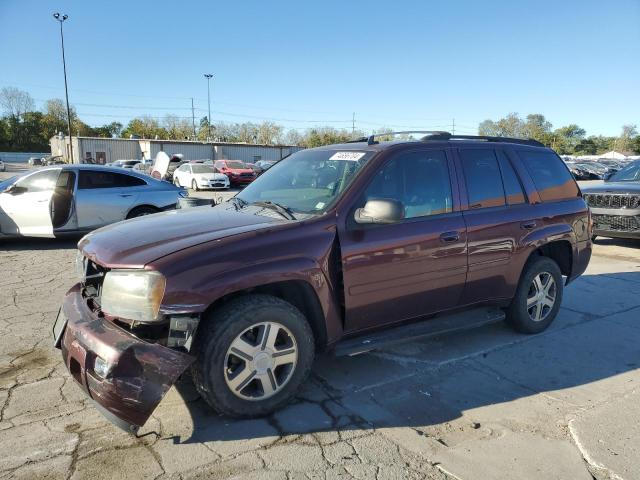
[334,307,506,357]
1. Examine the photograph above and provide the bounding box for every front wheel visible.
[174,177,181,187]
[191,295,315,417]
[506,256,563,334]
[192,179,199,191]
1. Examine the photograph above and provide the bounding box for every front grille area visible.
[83,260,107,306]
[593,214,640,232]
[584,193,640,209]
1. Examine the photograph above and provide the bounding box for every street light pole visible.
[53,13,74,163]
[204,74,213,141]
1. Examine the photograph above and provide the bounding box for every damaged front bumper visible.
[55,284,194,433]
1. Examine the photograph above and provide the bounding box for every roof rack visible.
[346,131,545,147]
[347,131,451,146]
[421,133,545,147]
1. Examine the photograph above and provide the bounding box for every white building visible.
[49,135,303,165]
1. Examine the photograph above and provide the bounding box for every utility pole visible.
[352,112,355,138]
[204,74,213,141]
[452,118,455,135]
[191,97,196,140]
[53,12,73,163]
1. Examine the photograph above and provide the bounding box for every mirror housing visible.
[354,199,404,225]
[603,171,614,181]
[4,184,24,195]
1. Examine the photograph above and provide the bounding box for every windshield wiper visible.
[251,201,296,220]
[229,196,249,210]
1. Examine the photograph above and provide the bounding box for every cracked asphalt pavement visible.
[1,169,639,479]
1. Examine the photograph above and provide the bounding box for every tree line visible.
[1,87,638,155]
[479,113,639,155]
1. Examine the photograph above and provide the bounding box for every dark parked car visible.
[54,133,592,432]
[567,163,599,180]
[582,160,640,240]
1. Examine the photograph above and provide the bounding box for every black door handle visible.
[440,231,460,243]
[521,221,537,230]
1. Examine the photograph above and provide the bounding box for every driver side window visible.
[363,150,453,219]
[15,169,60,193]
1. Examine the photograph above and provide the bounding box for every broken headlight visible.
[101,270,166,322]
[75,250,88,281]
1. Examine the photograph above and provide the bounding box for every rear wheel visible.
[191,295,315,417]
[126,205,159,219]
[506,256,563,334]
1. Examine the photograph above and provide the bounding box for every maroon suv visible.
[53,132,592,432]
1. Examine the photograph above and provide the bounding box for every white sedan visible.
[173,163,230,191]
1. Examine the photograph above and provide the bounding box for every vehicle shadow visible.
[593,236,640,248]
[0,236,80,251]
[167,270,640,445]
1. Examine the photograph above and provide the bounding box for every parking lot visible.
[1,164,639,480]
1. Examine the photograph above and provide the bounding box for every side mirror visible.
[354,199,404,225]
[603,171,614,181]
[5,184,24,195]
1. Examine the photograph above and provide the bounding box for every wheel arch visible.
[200,279,329,351]
[125,204,161,219]
[520,223,577,283]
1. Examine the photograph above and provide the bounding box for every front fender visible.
[161,256,344,345]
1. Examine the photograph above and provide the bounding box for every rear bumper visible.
[58,284,194,432]
[567,239,592,285]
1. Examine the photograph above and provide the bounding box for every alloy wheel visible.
[224,322,298,401]
[527,272,556,322]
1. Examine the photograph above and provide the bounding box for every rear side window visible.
[497,151,526,205]
[79,171,147,189]
[459,149,505,209]
[517,150,579,202]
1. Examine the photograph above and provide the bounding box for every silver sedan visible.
[0,165,186,238]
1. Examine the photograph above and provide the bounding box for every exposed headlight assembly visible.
[75,250,87,280]
[101,270,166,322]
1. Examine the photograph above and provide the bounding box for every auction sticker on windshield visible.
[329,152,366,161]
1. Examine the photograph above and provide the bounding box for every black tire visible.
[591,235,597,243]
[174,177,181,187]
[191,294,315,418]
[126,205,159,219]
[506,256,563,334]
[192,179,199,191]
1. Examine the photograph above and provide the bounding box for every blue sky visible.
[0,0,638,136]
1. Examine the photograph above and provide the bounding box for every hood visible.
[227,168,254,174]
[195,173,226,181]
[582,182,640,194]
[78,204,285,268]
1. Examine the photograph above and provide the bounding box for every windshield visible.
[191,165,216,174]
[607,161,640,182]
[237,149,373,215]
[226,161,247,169]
